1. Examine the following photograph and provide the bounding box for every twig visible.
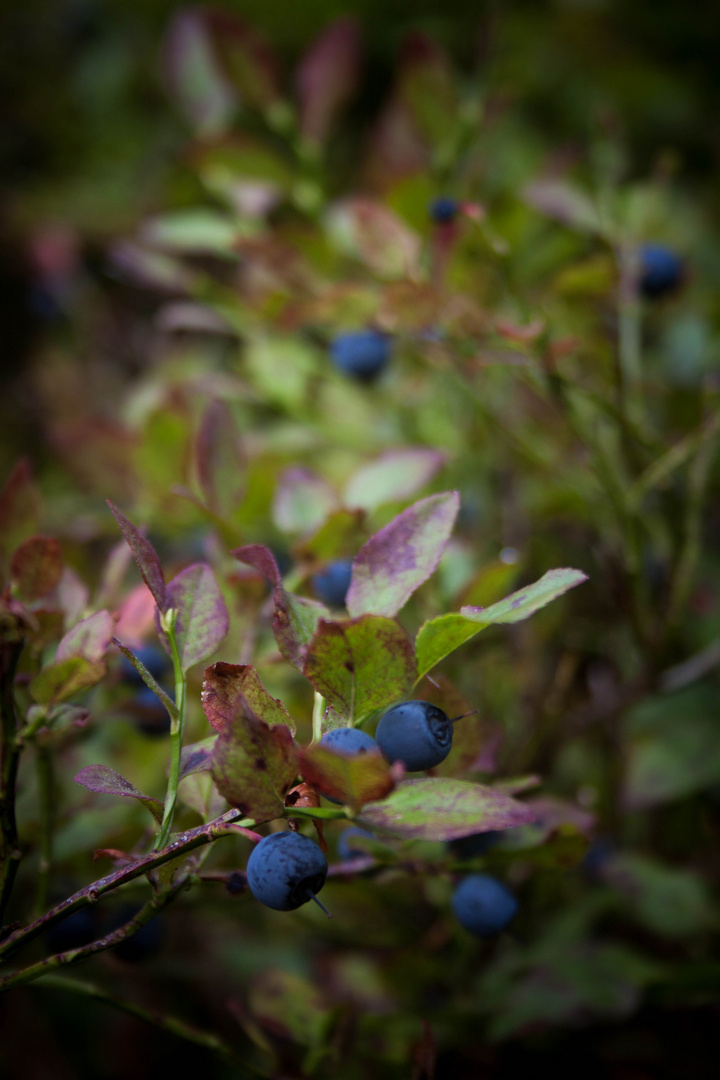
[0,808,259,960]
[0,641,23,925]
[0,877,189,991]
[156,609,187,850]
[35,974,247,1068]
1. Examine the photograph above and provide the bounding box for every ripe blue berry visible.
[312,559,353,608]
[246,832,328,911]
[375,700,453,771]
[639,244,684,299]
[336,827,374,861]
[451,874,518,937]
[429,197,459,224]
[132,686,172,737]
[321,727,377,754]
[329,330,390,382]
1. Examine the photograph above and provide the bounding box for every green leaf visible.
[210,711,297,822]
[416,567,588,680]
[297,743,395,809]
[201,662,295,735]
[74,764,163,824]
[358,778,536,840]
[142,210,239,257]
[603,854,716,937]
[30,656,106,705]
[346,491,459,618]
[162,563,229,672]
[343,448,445,512]
[273,467,338,535]
[56,611,114,664]
[303,615,415,723]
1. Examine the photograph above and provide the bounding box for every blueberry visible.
[639,244,684,299]
[320,728,377,754]
[337,827,374,861]
[246,832,328,912]
[120,645,169,686]
[130,686,172,738]
[429,197,459,224]
[311,559,353,608]
[448,831,502,859]
[451,874,518,937]
[329,330,390,382]
[375,700,453,771]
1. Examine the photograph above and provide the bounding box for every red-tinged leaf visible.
[0,459,41,566]
[416,567,589,681]
[330,197,422,279]
[74,764,163,824]
[304,615,415,723]
[107,502,167,612]
[179,736,217,780]
[162,564,229,671]
[114,584,158,649]
[196,399,243,516]
[10,536,63,600]
[201,662,295,735]
[53,567,89,628]
[161,8,235,134]
[297,743,395,810]
[347,492,460,618]
[29,657,106,705]
[358,778,536,841]
[113,639,178,720]
[56,611,114,664]
[210,711,297,822]
[365,95,429,188]
[205,9,281,111]
[233,545,329,669]
[524,180,601,234]
[273,467,338,535]
[397,31,457,147]
[343,448,446,513]
[296,16,361,145]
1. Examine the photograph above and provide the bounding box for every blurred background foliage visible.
[3,2,720,1078]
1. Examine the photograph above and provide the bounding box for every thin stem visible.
[0,641,23,925]
[311,692,325,745]
[0,808,256,960]
[0,878,189,992]
[35,975,246,1068]
[34,746,54,916]
[616,242,644,429]
[156,610,187,850]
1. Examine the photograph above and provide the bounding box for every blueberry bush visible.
[3,6,720,1078]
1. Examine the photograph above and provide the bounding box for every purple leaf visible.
[416,567,589,681]
[161,8,235,135]
[179,736,217,781]
[343,448,446,512]
[346,491,460,618]
[205,9,281,111]
[162,564,229,671]
[233,545,329,669]
[273,467,338,535]
[304,616,415,723]
[296,17,362,145]
[56,611,114,664]
[74,764,163,824]
[195,399,243,516]
[201,662,295,735]
[107,502,167,612]
[297,743,395,810]
[210,711,297,822]
[358,778,536,841]
[10,536,63,600]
